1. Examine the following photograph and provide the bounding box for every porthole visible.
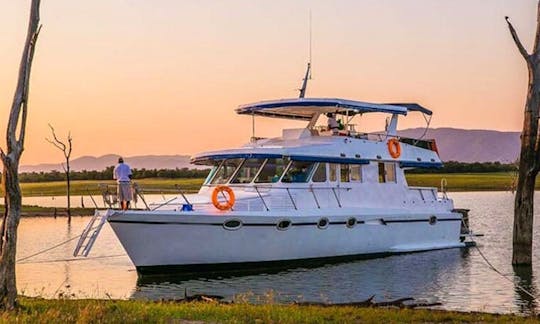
[317,217,329,229]
[429,216,437,225]
[223,219,242,231]
[346,217,357,228]
[277,219,292,231]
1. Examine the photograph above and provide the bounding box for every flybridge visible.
[236,98,432,121]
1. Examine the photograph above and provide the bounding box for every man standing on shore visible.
[113,157,133,210]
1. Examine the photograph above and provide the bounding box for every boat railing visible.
[142,184,353,212]
[408,186,440,201]
[311,126,396,141]
[98,182,191,211]
[197,184,352,212]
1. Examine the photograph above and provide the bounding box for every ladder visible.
[73,209,113,257]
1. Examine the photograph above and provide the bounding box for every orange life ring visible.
[387,138,401,159]
[211,186,235,211]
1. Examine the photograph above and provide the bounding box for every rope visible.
[18,254,126,265]
[463,220,538,301]
[16,234,84,263]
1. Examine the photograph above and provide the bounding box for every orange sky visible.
[0,1,537,165]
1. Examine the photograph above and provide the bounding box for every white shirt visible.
[114,163,132,182]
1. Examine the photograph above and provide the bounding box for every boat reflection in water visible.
[132,248,470,305]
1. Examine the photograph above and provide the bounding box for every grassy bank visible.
[19,178,203,197]
[1,298,536,323]
[405,172,517,191]
[15,173,518,197]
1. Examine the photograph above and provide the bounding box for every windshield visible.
[210,158,243,184]
[230,158,265,184]
[281,161,316,183]
[254,158,289,183]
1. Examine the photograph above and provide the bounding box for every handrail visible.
[100,182,354,212]
[254,186,269,211]
[286,188,297,210]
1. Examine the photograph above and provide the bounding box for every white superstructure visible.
[79,97,471,275]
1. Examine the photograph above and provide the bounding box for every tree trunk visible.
[0,0,41,310]
[0,161,22,309]
[66,162,71,222]
[513,168,537,264]
[506,4,540,265]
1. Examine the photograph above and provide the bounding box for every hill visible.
[20,154,203,173]
[20,128,521,172]
[398,127,520,163]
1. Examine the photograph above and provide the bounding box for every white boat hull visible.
[107,209,464,274]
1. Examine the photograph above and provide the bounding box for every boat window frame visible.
[349,164,363,182]
[209,158,245,185]
[281,160,317,183]
[311,162,327,183]
[204,159,225,185]
[229,158,267,184]
[254,157,291,184]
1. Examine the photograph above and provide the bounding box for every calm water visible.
[15,191,540,314]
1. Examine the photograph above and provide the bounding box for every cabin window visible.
[312,163,326,182]
[340,164,350,183]
[210,158,243,184]
[282,161,315,183]
[230,158,265,184]
[378,162,396,183]
[329,163,338,182]
[385,163,396,183]
[254,158,288,183]
[350,165,362,182]
[203,162,221,185]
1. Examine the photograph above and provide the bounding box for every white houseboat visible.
[75,97,473,275]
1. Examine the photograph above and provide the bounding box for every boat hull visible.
[107,210,464,275]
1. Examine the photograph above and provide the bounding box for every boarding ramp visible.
[73,209,113,257]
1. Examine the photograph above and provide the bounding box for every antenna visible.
[298,10,312,98]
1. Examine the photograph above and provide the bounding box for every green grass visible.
[11,172,524,197]
[13,173,522,198]
[19,178,205,197]
[1,298,536,323]
[405,172,518,191]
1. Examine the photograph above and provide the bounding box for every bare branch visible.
[46,123,67,152]
[7,1,41,155]
[45,137,65,152]
[506,16,531,60]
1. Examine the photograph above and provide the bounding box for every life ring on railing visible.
[387,138,401,159]
[212,186,236,211]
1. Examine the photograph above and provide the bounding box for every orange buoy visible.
[387,138,401,159]
[211,185,236,211]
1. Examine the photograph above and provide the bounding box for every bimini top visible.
[236,98,432,121]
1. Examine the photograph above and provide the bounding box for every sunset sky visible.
[0,1,537,165]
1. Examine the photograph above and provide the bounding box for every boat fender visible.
[387,138,401,159]
[211,185,236,211]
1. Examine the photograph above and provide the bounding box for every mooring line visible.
[463,220,538,301]
[16,225,100,263]
[17,254,126,265]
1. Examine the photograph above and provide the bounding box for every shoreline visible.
[2,298,537,322]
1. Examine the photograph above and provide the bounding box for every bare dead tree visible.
[46,124,73,223]
[506,3,540,265]
[0,0,41,309]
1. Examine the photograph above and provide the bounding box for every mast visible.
[298,62,311,98]
[298,10,312,98]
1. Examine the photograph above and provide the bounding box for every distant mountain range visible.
[20,128,521,172]
[20,154,204,173]
[398,127,520,163]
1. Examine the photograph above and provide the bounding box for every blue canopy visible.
[236,98,431,120]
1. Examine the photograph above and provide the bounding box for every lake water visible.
[15,191,540,314]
